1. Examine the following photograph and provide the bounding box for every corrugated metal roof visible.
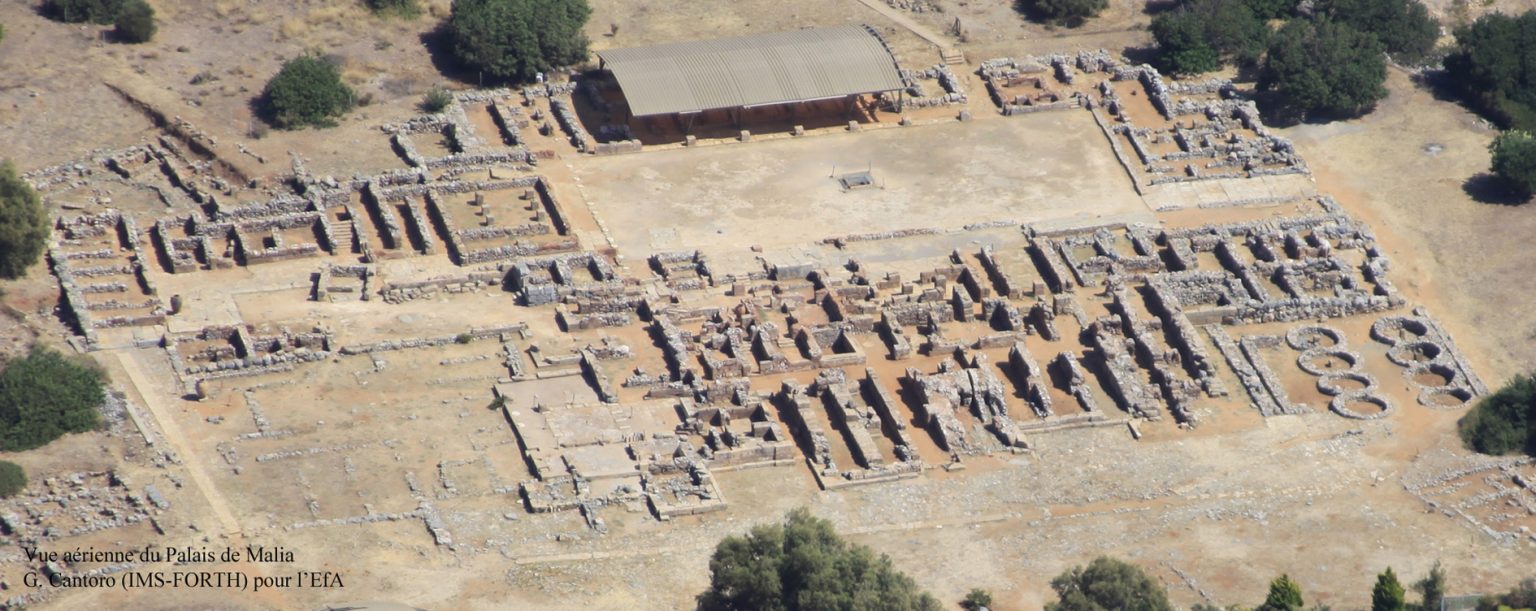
[598,26,905,117]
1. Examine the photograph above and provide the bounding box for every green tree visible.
[0,160,50,280]
[1413,561,1446,611]
[1444,12,1536,131]
[1259,574,1305,611]
[261,54,356,129]
[1154,12,1221,75]
[1019,0,1109,26]
[697,508,942,611]
[1258,19,1388,119]
[1489,131,1536,198]
[113,0,156,44]
[1045,556,1173,611]
[0,345,104,452]
[366,0,420,18]
[44,0,124,24]
[448,0,592,83]
[1152,0,1270,75]
[1372,567,1406,611]
[0,460,24,498]
[1458,373,1536,455]
[1243,0,1298,19]
[1313,0,1439,62]
[962,588,995,610]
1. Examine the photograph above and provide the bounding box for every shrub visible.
[697,508,942,611]
[1018,0,1109,26]
[1151,0,1269,75]
[0,160,49,280]
[962,588,995,610]
[1313,0,1440,62]
[454,332,472,344]
[0,460,24,498]
[1458,373,1536,455]
[1258,19,1388,119]
[114,0,156,44]
[44,0,124,24]
[261,54,356,129]
[448,0,592,83]
[365,0,420,18]
[1046,557,1173,611]
[0,345,105,452]
[1444,12,1536,131]
[1,23,6,44]
[421,85,454,113]
[1489,131,1536,198]
[1475,577,1536,611]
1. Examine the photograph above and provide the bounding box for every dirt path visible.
[851,0,953,50]
[111,350,244,537]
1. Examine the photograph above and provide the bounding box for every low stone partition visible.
[379,272,502,304]
[338,324,528,355]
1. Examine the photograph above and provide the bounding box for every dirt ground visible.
[576,110,1149,268]
[3,0,1536,609]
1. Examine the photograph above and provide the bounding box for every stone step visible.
[940,48,965,65]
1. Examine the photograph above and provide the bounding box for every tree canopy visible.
[447,0,592,83]
[44,0,125,24]
[697,508,941,611]
[1413,561,1446,611]
[1258,18,1388,119]
[1372,567,1406,611]
[1489,131,1536,198]
[1018,0,1109,27]
[1045,556,1173,611]
[113,0,156,44]
[0,345,104,452]
[1313,0,1439,62]
[1444,11,1536,131]
[1244,0,1299,19]
[261,54,356,129]
[1258,574,1305,610]
[1151,0,1270,75]
[0,460,24,498]
[1458,373,1536,455]
[0,160,50,280]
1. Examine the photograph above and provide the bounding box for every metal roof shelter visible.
[597,26,905,118]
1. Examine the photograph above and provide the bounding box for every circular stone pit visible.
[1316,371,1375,396]
[1418,386,1473,409]
[1386,340,1443,367]
[1286,324,1345,351]
[1297,348,1361,376]
[1330,391,1392,420]
[1370,315,1430,346]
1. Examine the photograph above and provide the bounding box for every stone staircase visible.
[330,215,356,254]
[940,47,965,66]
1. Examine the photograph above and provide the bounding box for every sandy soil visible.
[576,110,1150,264]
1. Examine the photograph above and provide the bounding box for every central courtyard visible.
[575,110,1152,265]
